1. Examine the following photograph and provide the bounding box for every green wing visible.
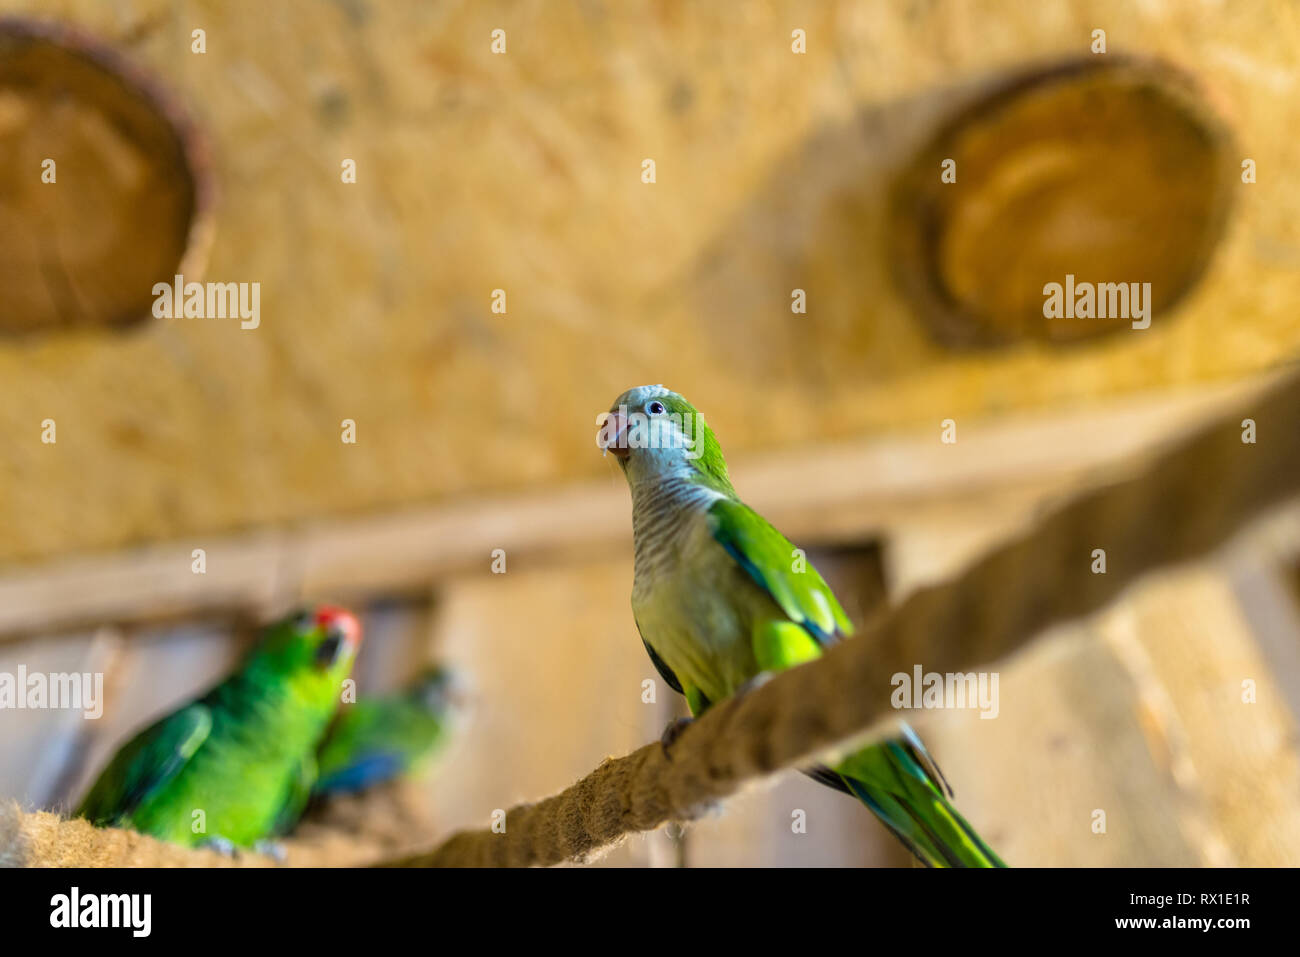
[634,614,683,695]
[708,498,853,644]
[76,704,212,825]
[271,753,319,835]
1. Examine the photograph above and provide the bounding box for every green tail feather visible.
[836,728,1006,868]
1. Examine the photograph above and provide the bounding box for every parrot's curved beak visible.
[598,410,631,461]
[315,606,362,649]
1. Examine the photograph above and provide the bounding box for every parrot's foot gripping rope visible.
[659,717,695,759]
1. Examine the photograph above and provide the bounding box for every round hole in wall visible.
[889,57,1236,348]
[0,18,212,335]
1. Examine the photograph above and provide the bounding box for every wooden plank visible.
[1223,549,1300,732]
[420,557,670,867]
[0,630,104,808]
[920,622,1205,866]
[1120,565,1300,865]
[920,562,1300,866]
[347,597,438,694]
[682,771,904,867]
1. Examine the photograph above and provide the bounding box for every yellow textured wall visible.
[0,0,1297,568]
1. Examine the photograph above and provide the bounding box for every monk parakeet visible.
[77,606,362,850]
[310,665,465,797]
[599,385,1005,867]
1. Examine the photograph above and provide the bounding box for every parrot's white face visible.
[598,384,708,486]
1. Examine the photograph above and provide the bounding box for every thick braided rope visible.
[385,365,1300,868]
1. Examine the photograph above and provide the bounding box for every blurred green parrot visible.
[77,606,362,851]
[599,385,1005,867]
[310,665,464,798]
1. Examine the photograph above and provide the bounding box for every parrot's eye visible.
[646,401,666,415]
[314,631,345,667]
[292,610,314,632]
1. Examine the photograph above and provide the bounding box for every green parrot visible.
[599,385,1005,867]
[77,605,363,851]
[310,665,464,798]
